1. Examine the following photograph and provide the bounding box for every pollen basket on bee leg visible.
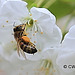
[22,36,30,42]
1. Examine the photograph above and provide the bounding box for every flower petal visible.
[0,0,6,7]
[62,25,75,51]
[30,7,56,34]
[56,52,75,73]
[0,1,29,44]
[0,1,29,20]
[56,25,75,73]
[26,7,62,61]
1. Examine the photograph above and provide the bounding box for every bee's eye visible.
[13,28,16,32]
[13,26,22,32]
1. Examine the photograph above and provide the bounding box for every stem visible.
[43,0,56,8]
[35,0,45,7]
[62,15,73,34]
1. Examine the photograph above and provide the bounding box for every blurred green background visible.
[23,0,75,39]
[23,0,75,19]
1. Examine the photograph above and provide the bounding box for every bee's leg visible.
[13,22,16,27]
[20,49,27,60]
[17,42,20,57]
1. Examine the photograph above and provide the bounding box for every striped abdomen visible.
[18,38,37,54]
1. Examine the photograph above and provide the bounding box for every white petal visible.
[26,25,62,61]
[62,25,75,51]
[56,51,75,73]
[0,0,6,7]
[57,25,75,73]
[0,1,29,44]
[0,1,29,27]
[30,7,56,23]
[30,7,56,34]
[26,7,62,61]
[0,1,29,19]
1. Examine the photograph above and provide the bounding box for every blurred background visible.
[23,0,75,39]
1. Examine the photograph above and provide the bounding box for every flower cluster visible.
[0,0,75,75]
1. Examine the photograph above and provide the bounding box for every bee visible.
[13,24,37,58]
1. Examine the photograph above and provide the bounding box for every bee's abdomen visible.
[19,40,37,54]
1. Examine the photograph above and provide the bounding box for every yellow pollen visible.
[22,36,30,42]
[33,34,35,36]
[34,41,36,43]
[28,24,31,26]
[41,32,43,34]
[2,25,5,27]
[34,20,37,22]
[35,31,37,33]
[6,20,8,23]
[30,14,32,16]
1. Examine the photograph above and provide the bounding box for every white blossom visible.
[0,0,75,75]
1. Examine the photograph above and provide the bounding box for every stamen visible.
[34,41,36,43]
[33,34,35,36]
[28,24,31,26]
[40,59,53,75]
[34,20,37,22]
[34,25,38,33]
[6,20,8,23]
[35,31,37,33]
[37,25,43,34]
[41,32,43,34]
[30,14,32,16]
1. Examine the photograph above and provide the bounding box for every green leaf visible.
[61,0,75,2]
[48,0,74,18]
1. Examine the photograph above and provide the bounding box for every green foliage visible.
[48,0,74,19]
[23,0,75,19]
[61,0,75,2]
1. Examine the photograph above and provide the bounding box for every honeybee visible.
[13,23,37,59]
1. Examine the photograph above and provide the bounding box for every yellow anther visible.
[28,24,31,26]
[34,41,36,43]
[41,32,43,34]
[6,20,8,23]
[34,20,37,22]
[30,14,32,16]
[35,31,37,33]
[33,34,35,36]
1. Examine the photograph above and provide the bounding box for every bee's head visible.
[13,24,26,32]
